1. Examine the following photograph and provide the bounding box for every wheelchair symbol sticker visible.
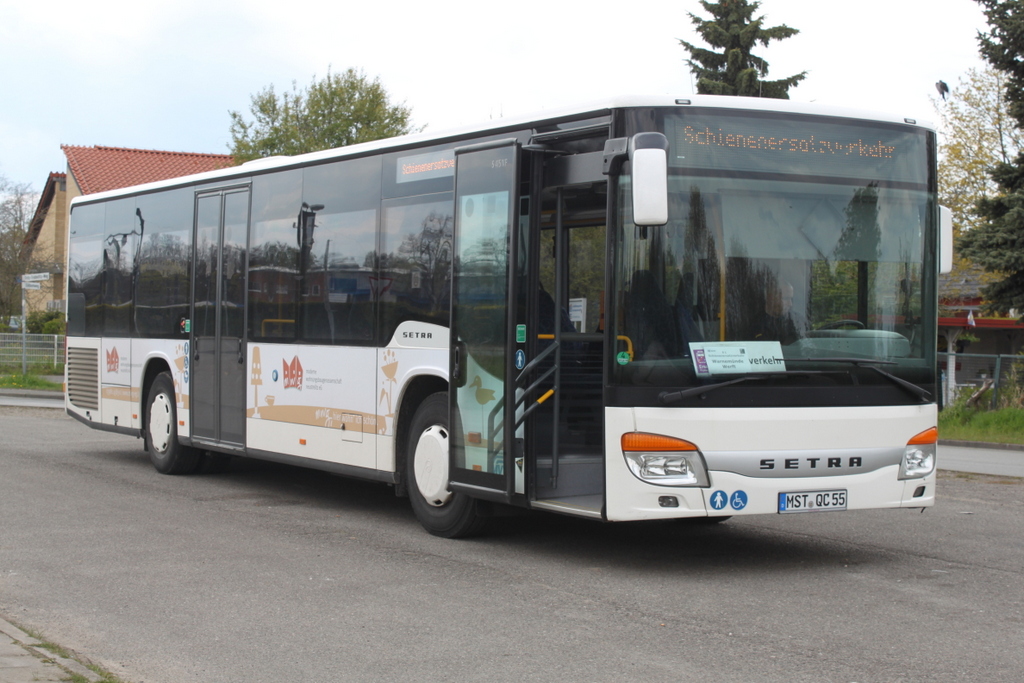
[730,490,748,510]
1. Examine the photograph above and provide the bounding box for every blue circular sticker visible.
[709,490,729,511]
[515,349,526,370]
[729,490,748,510]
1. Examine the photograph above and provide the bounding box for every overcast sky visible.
[0,0,989,191]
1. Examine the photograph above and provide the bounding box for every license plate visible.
[778,489,847,513]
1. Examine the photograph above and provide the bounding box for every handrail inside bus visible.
[617,336,634,361]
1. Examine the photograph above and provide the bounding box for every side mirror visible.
[939,206,953,274]
[629,133,669,226]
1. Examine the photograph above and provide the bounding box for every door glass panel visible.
[221,190,249,445]
[222,192,248,337]
[193,194,221,440]
[194,196,220,338]
[451,145,516,483]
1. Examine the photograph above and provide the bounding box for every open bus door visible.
[449,132,613,520]
[448,139,522,504]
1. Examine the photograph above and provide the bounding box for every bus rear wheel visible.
[145,372,201,475]
[406,393,485,538]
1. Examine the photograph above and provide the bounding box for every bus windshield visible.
[612,109,937,406]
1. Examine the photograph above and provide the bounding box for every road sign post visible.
[18,273,50,374]
[21,285,27,375]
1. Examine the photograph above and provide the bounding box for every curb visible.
[0,615,102,682]
[939,439,1024,452]
[0,388,62,399]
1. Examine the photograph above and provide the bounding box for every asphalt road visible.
[1,406,1022,682]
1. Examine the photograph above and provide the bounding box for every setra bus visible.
[64,95,951,537]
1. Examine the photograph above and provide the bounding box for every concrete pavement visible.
[0,617,101,683]
[0,389,64,409]
[938,441,1024,478]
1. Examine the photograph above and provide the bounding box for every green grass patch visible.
[939,406,1024,445]
[0,373,62,390]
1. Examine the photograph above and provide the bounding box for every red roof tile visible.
[62,145,234,195]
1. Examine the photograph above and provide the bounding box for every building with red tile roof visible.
[61,145,234,195]
[21,146,234,316]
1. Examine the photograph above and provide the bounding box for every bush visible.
[41,318,65,335]
[26,310,64,334]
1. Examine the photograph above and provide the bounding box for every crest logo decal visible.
[282,356,303,389]
[106,347,120,373]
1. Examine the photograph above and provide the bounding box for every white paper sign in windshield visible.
[689,341,785,376]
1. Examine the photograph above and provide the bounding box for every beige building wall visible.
[24,176,69,315]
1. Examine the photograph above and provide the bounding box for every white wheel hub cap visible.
[414,425,452,507]
[149,392,173,453]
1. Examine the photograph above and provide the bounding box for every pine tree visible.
[679,0,806,98]
[958,1,1024,314]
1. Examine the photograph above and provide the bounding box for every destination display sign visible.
[396,149,455,183]
[666,112,929,185]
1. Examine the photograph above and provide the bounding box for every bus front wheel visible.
[406,393,485,538]
[145,372,201,475]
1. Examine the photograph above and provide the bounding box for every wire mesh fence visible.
[939,352,1024,410]
[0,333,65,371]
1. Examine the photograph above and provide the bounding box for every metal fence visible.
[0,333,65,371]
[939,352,1024,410]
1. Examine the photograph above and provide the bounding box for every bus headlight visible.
[899,428,937,480]
[621,433,710,487]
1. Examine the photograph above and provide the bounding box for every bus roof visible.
[70,95,936,206]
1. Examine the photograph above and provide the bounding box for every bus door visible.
[525,138,609,519]
[449,134,609,519]
[191,188,250,448]
[449,140,522,503]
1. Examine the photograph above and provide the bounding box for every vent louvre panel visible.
[67,347,99,410]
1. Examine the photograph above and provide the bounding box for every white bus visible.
[64,96,949,537]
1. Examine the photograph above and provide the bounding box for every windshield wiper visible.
[785,357,932,402]
[659,370,834,404]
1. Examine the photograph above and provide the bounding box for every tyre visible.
[145,372,201,475]
[406,393,486,538]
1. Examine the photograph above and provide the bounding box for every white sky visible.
[0,0,988,190]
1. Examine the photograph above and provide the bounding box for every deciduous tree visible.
[229,68,417,162]
[934,67,1018,307]
[679,0,806,98]
[0,176,36,324]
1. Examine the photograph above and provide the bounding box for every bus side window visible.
[249,169,303,342]
[380,193,454,342]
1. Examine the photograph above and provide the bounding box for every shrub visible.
[26,310,63,334]
[41,318,65,335]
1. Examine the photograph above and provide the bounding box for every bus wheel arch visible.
[140,358,171,450]
[404,391,486,538]
[144,370,201,475]
[394,375,447,497]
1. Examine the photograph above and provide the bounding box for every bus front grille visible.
[67,347,99,410]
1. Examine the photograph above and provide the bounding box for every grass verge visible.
[0,373,63,390]
[939,406,1024,445]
